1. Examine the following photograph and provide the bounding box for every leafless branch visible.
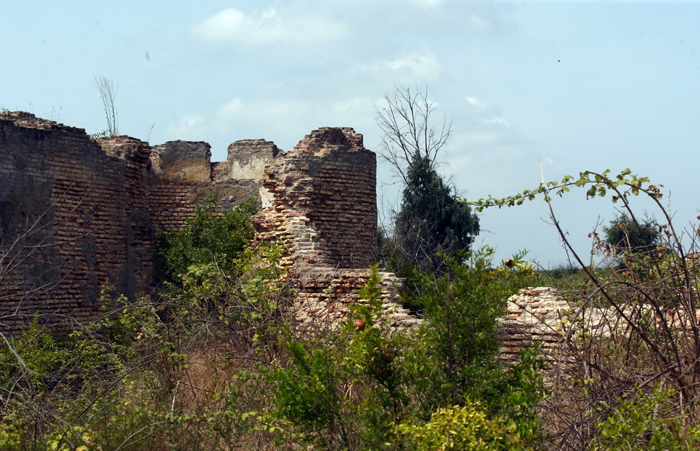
[375,85,452,185]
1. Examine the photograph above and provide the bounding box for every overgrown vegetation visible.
[155,196,257,286]
[269,253,545,450]
[0,199,292,450]
[4,91,699,449]
[0,190,548,450]
[474,168,700,450]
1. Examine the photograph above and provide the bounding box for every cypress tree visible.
[393,153,479,274]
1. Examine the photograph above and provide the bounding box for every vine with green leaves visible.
[471,168,700,450]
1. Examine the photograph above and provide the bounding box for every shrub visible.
[394,400,523,451]
[269,256,546,450]
[0,199,292,450]
[473,169,700,449]
[406,250,546,445]
[155,195,256,286]
[590,385,700,451]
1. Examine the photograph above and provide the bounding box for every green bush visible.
[156,195,257,286]
[0,298,165,451]
[394,400,523,451]
[269,255,546,450]
[590,386,700,451]
[0,194,550,450]
[472,168,700,449]
[406,249,546,445]
[270,267,406,450]
[0,199,291,450]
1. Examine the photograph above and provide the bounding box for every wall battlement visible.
[0,111,389,331]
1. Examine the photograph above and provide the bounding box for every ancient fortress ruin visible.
[1,111,574,362]
[0,111,418,332]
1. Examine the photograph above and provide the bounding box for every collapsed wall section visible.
[147,140,213,234]
[500,287,569,363]
[148,139,281,233]
[292,268,420,333]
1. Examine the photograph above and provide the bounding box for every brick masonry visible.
[252,127,417,331]
[0,112,417,332]
[253,127,377,269]
[1,111,588,354]
[0,112,154,329]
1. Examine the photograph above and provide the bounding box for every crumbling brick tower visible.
[254,127,377,270]
[252,128,417,331]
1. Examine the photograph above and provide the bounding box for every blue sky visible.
[3,0,699,267]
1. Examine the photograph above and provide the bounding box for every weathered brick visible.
[0,112,420,335]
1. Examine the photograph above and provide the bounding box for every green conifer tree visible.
[604,213,659,257]
[376,85,479,275]
[394,153,479,273]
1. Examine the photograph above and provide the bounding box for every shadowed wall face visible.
[0,112,153,330]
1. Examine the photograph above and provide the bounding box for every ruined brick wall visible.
[500,287,569,363]
[0,112,153,330]
[0,112,399,334]
[219,139,281,209]
[148,139,281,233]
[0,113,280,331]
[250,128,412,333]
[291,268,420,333]
[147,140,211,234]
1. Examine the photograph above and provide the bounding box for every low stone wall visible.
[499,286,698,365]
[500,287,570,362]
[291,268,420,334]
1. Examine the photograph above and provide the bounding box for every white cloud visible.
[168,95,380,156]
[167,114,205,139]
[331,98,372,115]
[479,117,511,127]
[438,96,534,197]
[217,98,245,120]
[215,97,380,147]
[192,7,348,45]
[464,97,511,128]
[215,98,314,131]
[465,97,487,108]
[355,49,443,82]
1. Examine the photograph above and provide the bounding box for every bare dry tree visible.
[375,85,452,185]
